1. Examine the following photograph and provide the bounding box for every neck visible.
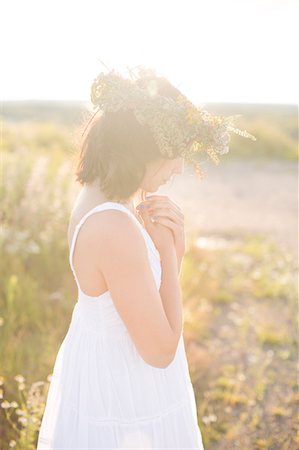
[119,191,145,216]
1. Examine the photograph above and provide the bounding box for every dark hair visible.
[74,75,183,202]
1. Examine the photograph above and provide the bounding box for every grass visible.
[181,233,298,450]
[2,229,296,449]
[0,114,298,449]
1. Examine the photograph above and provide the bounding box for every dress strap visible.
[70,202,135,274]
[69,201,159,294]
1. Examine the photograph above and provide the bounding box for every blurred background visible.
[0,0,298,449]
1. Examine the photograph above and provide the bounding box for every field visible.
[0,101,298,449]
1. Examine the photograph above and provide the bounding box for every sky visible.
[1,0,298,104]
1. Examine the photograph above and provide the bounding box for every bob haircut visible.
[74,76,183,202]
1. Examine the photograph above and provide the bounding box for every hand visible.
[136,197,175,254]
[136,195,186,266]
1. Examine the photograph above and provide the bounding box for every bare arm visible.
[158,245,184,360]
[90,210,183,368]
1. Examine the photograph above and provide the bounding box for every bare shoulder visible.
[77,209,147,264]
[83,208,143,240]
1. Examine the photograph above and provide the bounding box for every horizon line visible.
[1,98,298,107]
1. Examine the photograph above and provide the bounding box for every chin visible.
[144,183,161,191]
[142,179,165,192]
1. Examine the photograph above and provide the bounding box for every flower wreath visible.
[85,65,256,179]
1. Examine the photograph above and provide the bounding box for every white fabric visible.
[36,201,205,449]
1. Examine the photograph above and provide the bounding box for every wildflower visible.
[14,374,25,383]
[9,440,16,448]
[202,413,218,425]
[89,67,256,181]
[18,416,28,425]
[1,400,11,409]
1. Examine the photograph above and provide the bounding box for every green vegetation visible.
[2,101,298,160]
[181,234,298,449]
[206,102,298,160]
[0,105,298,449]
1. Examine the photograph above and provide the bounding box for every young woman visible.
[36,74,205,449]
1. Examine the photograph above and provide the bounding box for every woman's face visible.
[141,156,184,192]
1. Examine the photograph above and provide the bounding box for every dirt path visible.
[159,158,298,262]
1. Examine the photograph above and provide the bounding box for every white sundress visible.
[36,201,205,449]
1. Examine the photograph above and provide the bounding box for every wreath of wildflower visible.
[85,65,256,179]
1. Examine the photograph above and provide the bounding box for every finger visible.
[140,199,184,219]
[144,195,177,208]
[153,216,180,232]
[137,207,149,221]
[145,195,181,211]
[149,208,184,226]
[149,203,184,221]
[137,208,155,228]
[145,195,168,200]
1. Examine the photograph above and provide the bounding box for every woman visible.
[36,69,208,449]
